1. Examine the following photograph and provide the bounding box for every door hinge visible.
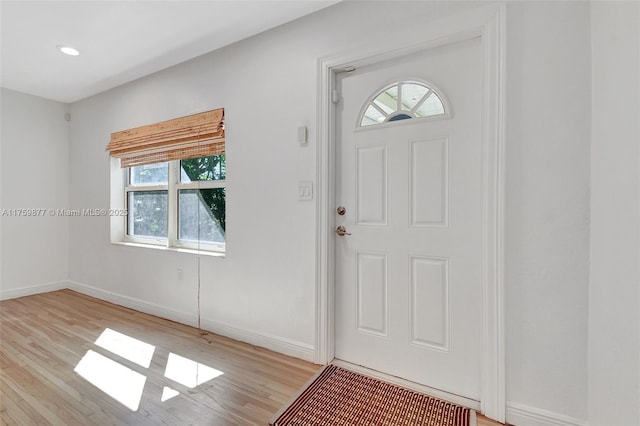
[332,89,340,104]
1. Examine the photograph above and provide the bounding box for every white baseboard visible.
[67,280,197,327]
[67,280,315,363]
[0,281,68,300]
[200,317,315,363]
[506,402,585,426]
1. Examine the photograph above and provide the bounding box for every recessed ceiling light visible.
[57,45,80,56]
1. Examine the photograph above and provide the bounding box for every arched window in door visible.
[359,81,449,127]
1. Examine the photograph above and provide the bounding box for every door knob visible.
[336,225,351,236]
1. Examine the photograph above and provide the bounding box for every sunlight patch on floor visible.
[74,350,146,411]
[161,386,180,402]
[164,352,224,388]
[95,328,156,368]
[75,329,224,411]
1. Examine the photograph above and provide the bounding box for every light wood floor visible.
[0,290,503,425]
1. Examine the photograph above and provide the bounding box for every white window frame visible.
[119,159,226,253]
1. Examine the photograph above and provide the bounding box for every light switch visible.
[298,181,313,201]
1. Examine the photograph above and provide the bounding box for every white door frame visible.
[314,3,506,422]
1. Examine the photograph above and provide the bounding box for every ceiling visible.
[0,1,339,104]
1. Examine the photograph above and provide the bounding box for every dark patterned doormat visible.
[270,364,475,426]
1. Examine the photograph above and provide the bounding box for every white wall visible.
[505,3,591,424]
[0,88,70,299]
[588,2,640,425]
[0,91,3,295]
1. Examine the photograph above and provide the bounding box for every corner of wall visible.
[587,2,640,425]
[0,281,69,301]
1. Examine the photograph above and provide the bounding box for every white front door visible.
[334,38,483,401]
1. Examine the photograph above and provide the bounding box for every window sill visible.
[111,241,225,258]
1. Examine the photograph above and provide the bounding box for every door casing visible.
[314,3,506,422]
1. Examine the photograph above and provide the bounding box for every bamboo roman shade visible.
[106,108,224,168]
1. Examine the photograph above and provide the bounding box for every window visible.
[177,155,225,247]
[106,108,225,253]
[125,156,226,251]
[359,81,448,127]
[127,162,169,240]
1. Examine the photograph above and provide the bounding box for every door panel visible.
[410,138,448,227]
[335,37,483,400]
[356,252,388,336]
[356,146,388,225]
[410,256,449,350]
